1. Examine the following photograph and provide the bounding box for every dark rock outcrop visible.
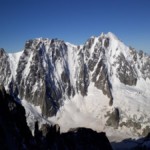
[116,53,137,86]
[120,119,141,132]
[92,58,113,105]
[106,108,120,129]
[34,123,112,150]
[0,85,35,149]
[111,134,150,150]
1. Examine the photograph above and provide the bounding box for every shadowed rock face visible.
[116,53,137,86]
[83,37,113,102]
[92,58,113,104]
[0,49,11,86]
[106,108,120,129]
[35,123,113,150]
[0,86,35,149]
[77,61,89,96]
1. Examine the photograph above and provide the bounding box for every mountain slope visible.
[0,32,150,140]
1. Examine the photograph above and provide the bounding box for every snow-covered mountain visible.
[1,32,150,140]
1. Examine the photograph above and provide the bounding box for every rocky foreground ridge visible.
[0,86,112,150]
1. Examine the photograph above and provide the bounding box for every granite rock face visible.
[116,53,137,86]
[106,108,120,129]
[35,123,113,150]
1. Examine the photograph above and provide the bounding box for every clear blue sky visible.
[0,0,150,53]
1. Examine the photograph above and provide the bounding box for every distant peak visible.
[100,32,104,36]
[35,37,43,40]
[0,48,6,57]
[105,32,119,40]
[90,36,95,38]
[98,32,119,41]
[0,48,5,52]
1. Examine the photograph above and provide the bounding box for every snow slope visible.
[8,51,23,79]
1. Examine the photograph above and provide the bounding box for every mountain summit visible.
[0,32,150,140]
